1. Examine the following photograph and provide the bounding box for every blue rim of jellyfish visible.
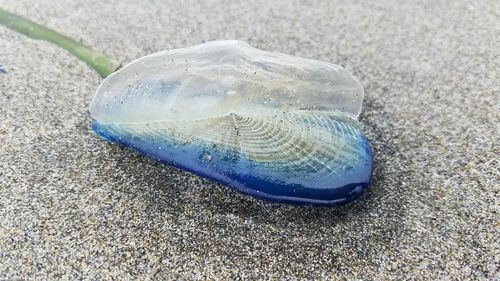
[93,120,373,206]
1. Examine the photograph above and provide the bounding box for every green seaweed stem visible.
[0,8,120,78]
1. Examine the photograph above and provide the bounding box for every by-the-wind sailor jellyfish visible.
[90,40,373,206]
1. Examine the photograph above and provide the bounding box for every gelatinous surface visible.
[90,40,372,205]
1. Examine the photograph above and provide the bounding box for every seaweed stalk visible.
[0,8,120,77]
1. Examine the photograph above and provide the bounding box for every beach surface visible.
[0,0,498,279]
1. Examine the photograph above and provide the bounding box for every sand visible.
[0,0,498,279]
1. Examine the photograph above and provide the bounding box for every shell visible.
[90,40,373,205]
